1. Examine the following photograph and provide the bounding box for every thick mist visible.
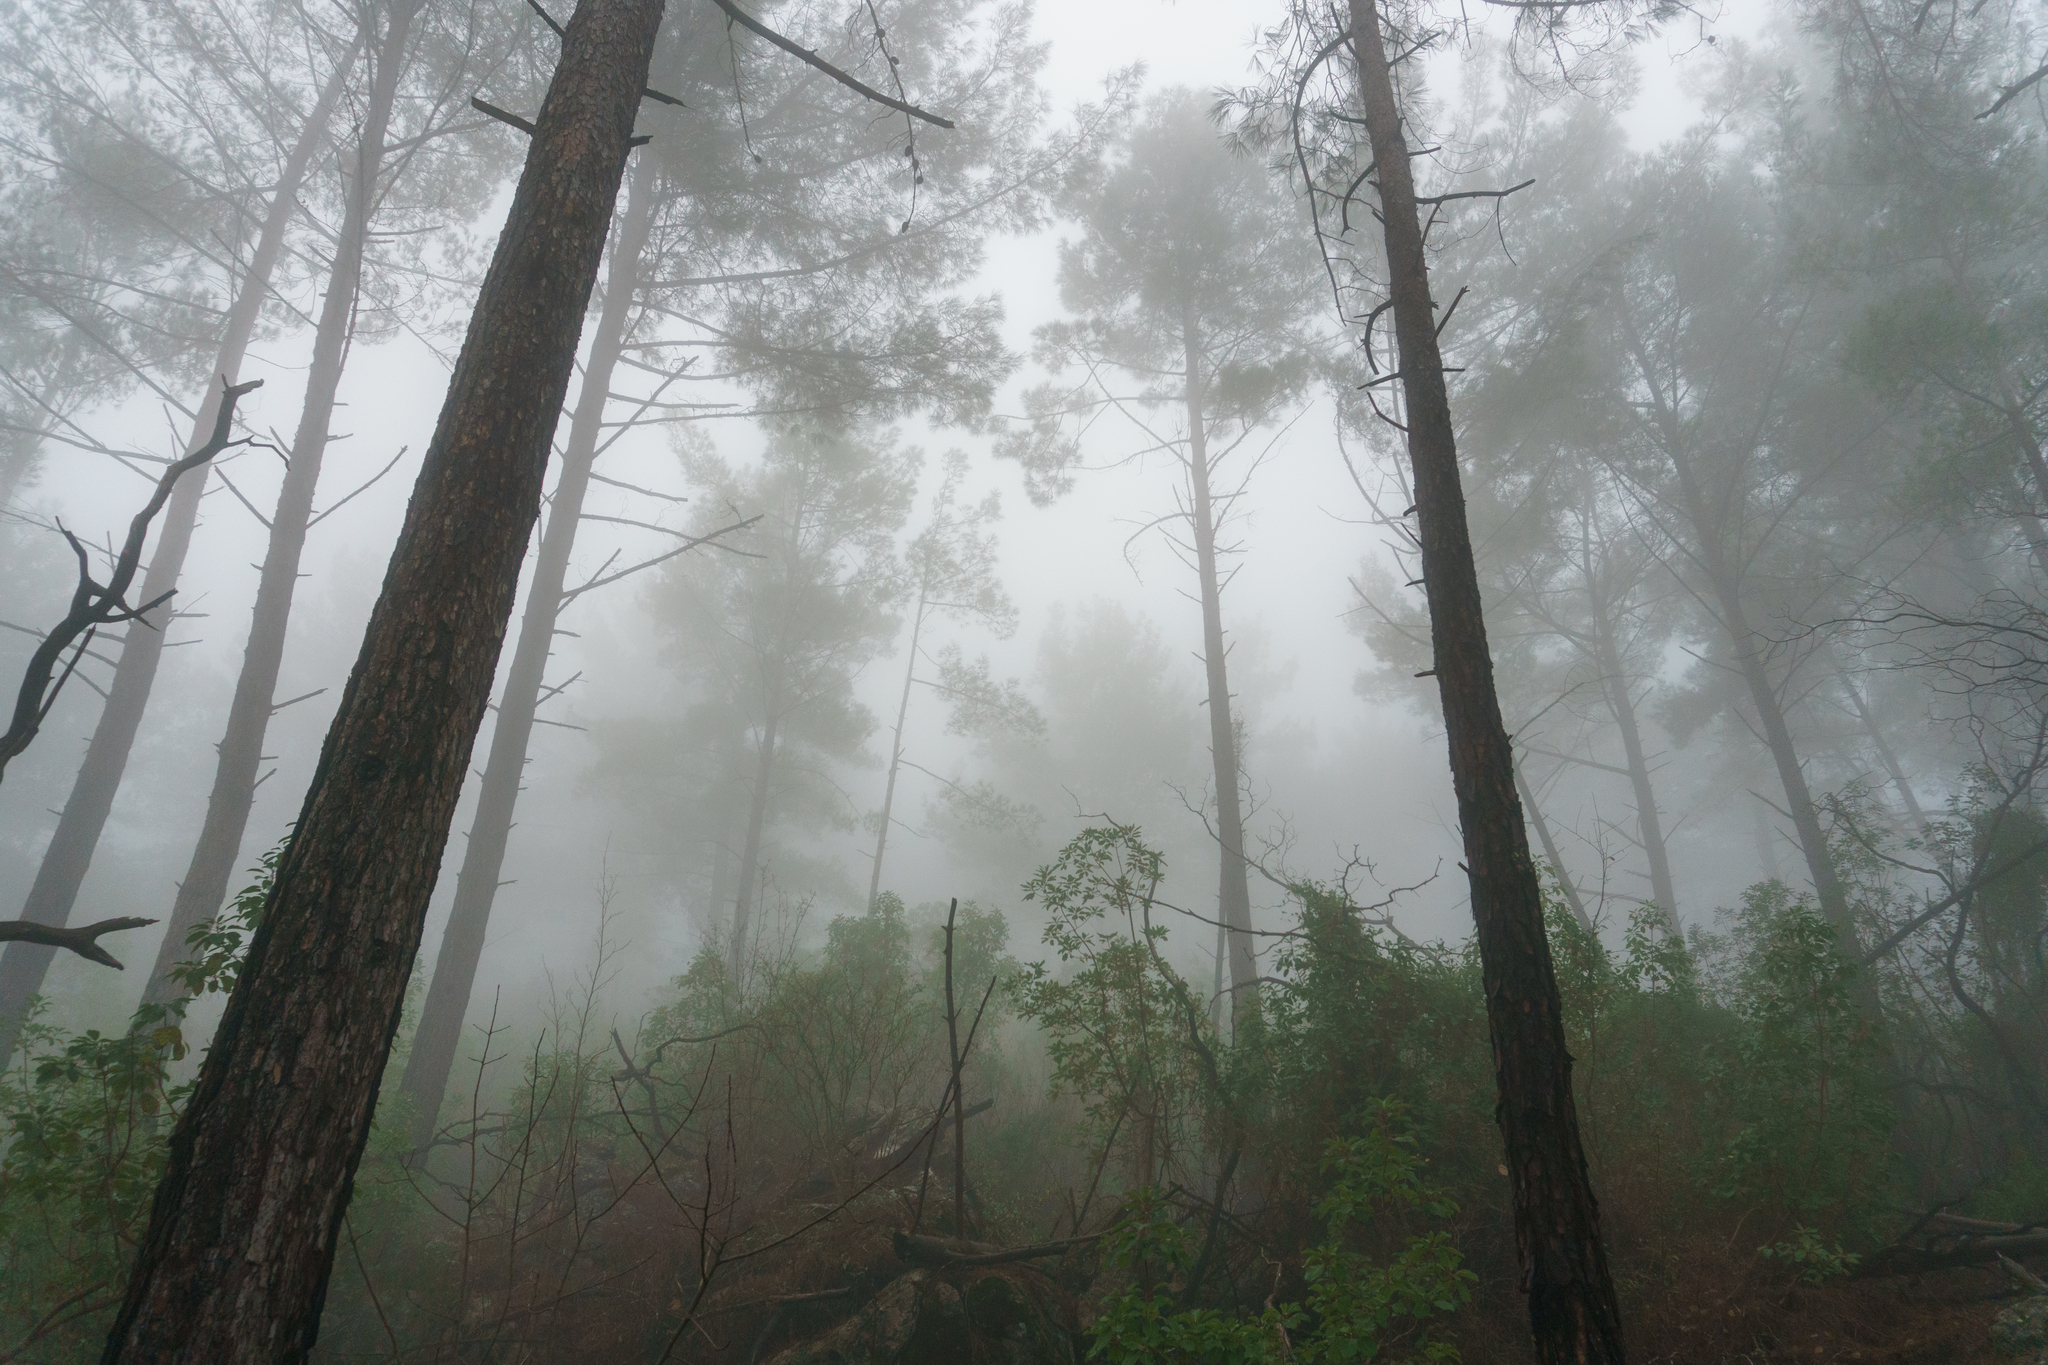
[2,0,2044,1357]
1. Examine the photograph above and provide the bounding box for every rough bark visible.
[868,587,926,909]
[143,3,415,1011]
[99,1,665,1357]
[0,49,355,1066]
[1346,2,1625,1361]
[398,150,657,1148]
[1182,312,1258,1015]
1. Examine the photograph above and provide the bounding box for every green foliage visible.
[1015,825,1211,1185]
[1089,1102,1474,1365]
[0,835,282,1360]
[1702,883,1895,1235]
[1758,1225,1861,1284]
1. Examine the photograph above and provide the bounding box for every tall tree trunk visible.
[868,588,927,909]
[1516,761,1595,935]
[1346,3,1624,1361]
[100,1,665,1356]
[398,150,657,1147]
[1621,325,1853,944]
[1582,577,1679,930]
[143,4,414,1011]
[1836,668,1928,828]
[0,47,357,1066]
[1183,312,1256,1015]
[729,709,778,980]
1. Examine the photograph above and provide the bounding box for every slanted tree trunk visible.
[100,1,666,1357]
[0,47,357,1067]
[399,150,658,1148]
[868,585,927,909]
[1836,667,1928,828]
[1346,2,1624,1361]
[143,3,416,1011]
[1516,761,1595,935]
[1182,311,1256,1016]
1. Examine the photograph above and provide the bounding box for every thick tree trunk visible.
[399,150,657,1148]
[729,709,778,980]
[143,4,414,1011]
[1346,3,1625,1362]
[99,2,665,1357]
[1183,313,1256,1015]
[868,590,926,909]
[0,48,356,1067]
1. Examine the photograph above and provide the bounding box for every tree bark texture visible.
[0,49,356,1067]
[144,3,416,1011]
[99,1,665,1357]
[399,150,657,1148]
[1346,3,1625,1362]
[1182,313,1257,1014]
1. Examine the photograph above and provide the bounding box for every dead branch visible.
[704,0,956,128]
[1979,53,2048,117]
[1,376,259,784]
[0,917,158,969]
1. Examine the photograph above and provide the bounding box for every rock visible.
[1993,1296,2048,1361]
[764,1265,1078,1365]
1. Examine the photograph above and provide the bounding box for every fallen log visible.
[892,1229,1101,1268]
[1856,1231,2048,1278]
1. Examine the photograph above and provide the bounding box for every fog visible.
[2,0,2043,1356]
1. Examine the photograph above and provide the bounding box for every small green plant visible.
[1759,1225,1861,1284]
[1089,1100,1474,1365]
[0,835,283,1361]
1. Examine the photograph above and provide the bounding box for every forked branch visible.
[0,376,260,784]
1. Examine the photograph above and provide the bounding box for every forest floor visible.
[1618,1266,2028,1365]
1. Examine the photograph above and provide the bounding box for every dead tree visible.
[143,0,424,1009]
[0,376,259,969]
[0,44,356,1063]
[2,377,260,784]
[1343,0,1625,1360]
[99,0,669,1357]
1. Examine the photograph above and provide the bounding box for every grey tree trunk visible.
[143,3,414,1011]
[1837,669,1928,828]
[867,588,926,909]
[1515,761,1595,935]
[1583,574,1679,930]
[1621,326,1852,941]
[1651,411,1853,937]
[398,150,657,1147]
[99,0,666,1355]
[1347,1,1624,1359]
[729,709,779,980]
[1182,312,1256,1014]
[0,47,356,1066]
